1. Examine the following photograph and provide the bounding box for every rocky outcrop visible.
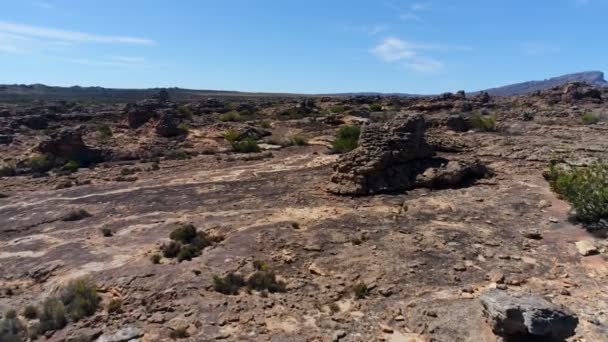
[154,111,182,137]
[36,129,101,165]
[480,289,578,341]
[328,113,489,195]
[125,89,176,129]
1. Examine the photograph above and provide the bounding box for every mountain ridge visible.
[0,71,605,102]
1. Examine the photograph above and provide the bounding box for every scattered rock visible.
[480,289,578,341]
[96,326,143,342]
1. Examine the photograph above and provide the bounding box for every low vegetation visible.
[581,112,600,125]
[353,283,369,299]
[470,113,497,132]
[161,224,222,262]
[61,209,92,222]
[331,125,360,153]
[100,226,113,237]
[107,299,122,314]
[63,160,80,173]
[224,130,261,153]
[546,161,608,224]
[0,309,25,341]
[369,103,383,111]
[97,124,113,141]
[213,261,286,295]
[27,154,53,173]
[219,110,243,122]
[0,164,16,177]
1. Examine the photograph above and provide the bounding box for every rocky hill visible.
[479,71,608,96]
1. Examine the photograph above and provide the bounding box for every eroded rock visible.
[480,289,578,341]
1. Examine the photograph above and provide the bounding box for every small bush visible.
[330,105,346,114]
[259,120,272,129]
[253,260,268,271]
[331,125,360,153]
[100,227,113,237]
[150,254,161,264]
[177,122,191,131]
[0,164,16,177]
[23,305,38,319]
[213,273,246,295]
[38,298,67,333]
[581,112,600,125]
[353,283,369,299]
[223,129,240,145]
[289,134,308,146]
[162,241,182,258]
[219,111,242,122]
[0,309,25,340]
[232,139,261,153]
[164,149,192,160]
[106,299,122,314]
[470,113,497,132]
[60,278,100,321]
[170,224,198,243]
[177,106,193,118]
[370,103,383,111]
[246,271,286,293]
[27,154,53,173]
[170,327,189,339]
[546,161,608,223]
[61,209,92,222]
[63,160,80,173]
[97,124,113,141]
[176,244,202,262]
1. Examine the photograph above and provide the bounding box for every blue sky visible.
[0,0,607,94]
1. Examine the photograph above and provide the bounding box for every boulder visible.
[96,326,142,342]
[155,111,183,137]
[480,289,578,341]
[446,113,471,132]
[12,115,49,130]
[125,89,175,129]
[36,129,101,165]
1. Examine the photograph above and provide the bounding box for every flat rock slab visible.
[480,289,578,341]
[96,327,142,342]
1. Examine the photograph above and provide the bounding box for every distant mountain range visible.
[0,71,606,102]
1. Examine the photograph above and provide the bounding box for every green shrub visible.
[60,278,100,321]
[470,113,497,132]
[38,298,67,333]
[63,160,80,173]
[97,124,112,141]
[546,161,608,223]
[177,106,193,118]
[219,111,242,122]
[170,224,198,243]
[150,254,161,264]
[162,241,182,258]
[23,305,38,319]
[213,273,246,295]
[61,209,92,222]
[232,139,261,153]
[27,154,53,173]
[581,112,600,125]
[223,129,240,145]
[370,103,383,111]
[177,122,191,131]
[253,260,268,271]
[331,125,360,153]
[289,134,308,146]
[330,105,346,114]
[0,164,16,177]
[100,227,113,237]
[246,271,286,293]
[259,120,272,129]
[353,283,369,299]
[106,299,122,314]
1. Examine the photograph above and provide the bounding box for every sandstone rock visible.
[154,111,182,137]
[480,289,578,341]
[575,240,598,256]
[446,113,470,132]
[36,129,101,165]
[328,113,489,195]
[125,90,175,129]
[96,326,142,342]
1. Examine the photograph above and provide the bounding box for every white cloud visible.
[371,37,446,73]
[399,2,431,22]
[32,2,54,9]
[58,57,144,68]
[339,24,388,36]
[0,21,155,45]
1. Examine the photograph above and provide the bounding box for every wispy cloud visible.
[58,56,145,68]
[523,42,560,56]
[371,37,444,72]
[32,1,54,9]
[0,21,155,45]
[339,24,388,36]
[399,2,431,22]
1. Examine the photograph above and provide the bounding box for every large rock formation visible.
[328,113,488,195]
[480,289,578,341]
[124,89,176,129]
[36,129,101,165]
